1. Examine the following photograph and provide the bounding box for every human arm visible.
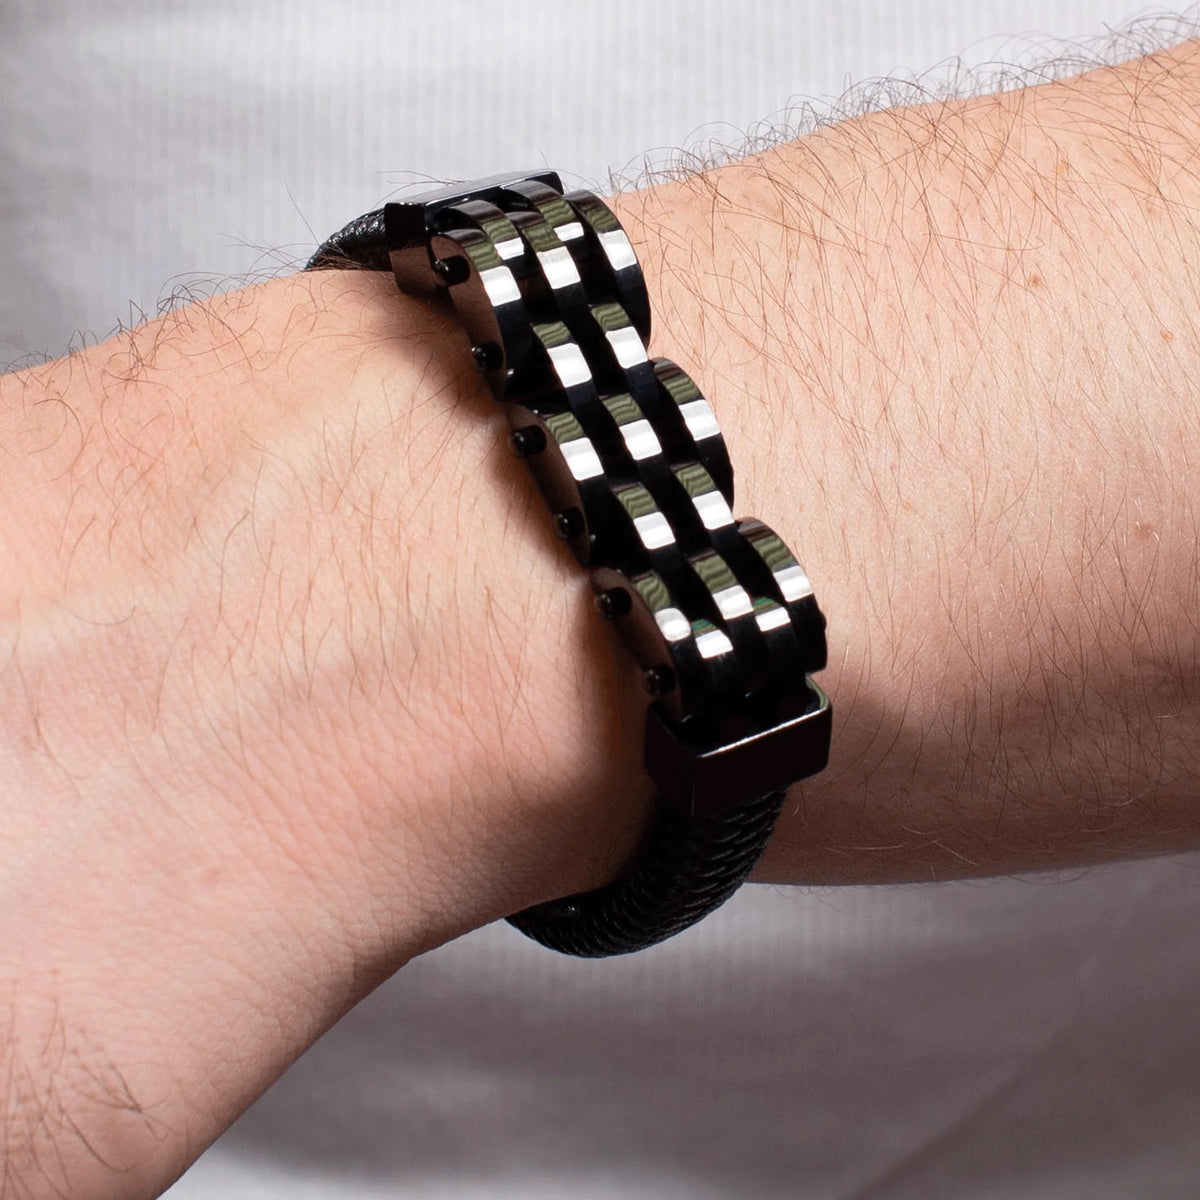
[2,39,1199,1197]
[634,40,1200,883]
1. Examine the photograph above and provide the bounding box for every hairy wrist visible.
[0,270,655,1192]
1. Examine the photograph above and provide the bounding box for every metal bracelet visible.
[311,170,831,954]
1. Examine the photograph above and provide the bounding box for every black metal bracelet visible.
[307,171,831,956]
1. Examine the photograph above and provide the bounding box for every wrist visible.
[0,268,656,1191]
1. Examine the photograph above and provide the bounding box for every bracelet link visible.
[386,174,831,774]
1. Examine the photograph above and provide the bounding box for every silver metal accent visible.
[654,606,692,642]
[679,398,721,443]
[695,628,734,660]
[562,436,605,482]
[692,489,735,531]
[755,605,791,633]
[481,264,521,306]
[537,245,581,290]
[753,604,792,633]
[606,325,647,369]
[621,418,662,461]
[633,510,676,550]
[774,563,814,602]
[712,584,754,620]
[598,227,637,272]
[546,342,591,388]
[496,235,524,261]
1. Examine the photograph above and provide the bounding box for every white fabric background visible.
[2,2,1199,1196]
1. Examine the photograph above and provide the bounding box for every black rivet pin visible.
[508,426,547,457]
[471,342,502,372]
[432,256,469,286]
[553,508,584,540]
[594,588,632,620]
[642,665,676,696]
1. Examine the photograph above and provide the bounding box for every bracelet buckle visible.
[644,681,832,819]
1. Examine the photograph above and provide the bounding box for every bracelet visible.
[307,171,831,956]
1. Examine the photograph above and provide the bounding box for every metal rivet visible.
[471,342,502,372]
[432,256,469,286]
[642,665,676,696]
[508,426,547,457]
[594,588,632,620]
[554,508,584,540]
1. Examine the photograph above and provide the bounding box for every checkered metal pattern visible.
[397,176,826,738]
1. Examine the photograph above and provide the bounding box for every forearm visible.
[615,40,1200,883]
[0,274,657,1193]
[2,40,1199,1195]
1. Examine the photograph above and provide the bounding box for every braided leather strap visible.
[308,209,389,271]
[307,172,830,956]
[506,789,788,957]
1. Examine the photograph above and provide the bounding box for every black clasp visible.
[644,681,831,818]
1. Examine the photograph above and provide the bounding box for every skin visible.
[0,38,1198,1199]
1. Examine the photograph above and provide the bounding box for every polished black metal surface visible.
[308,176,831,956]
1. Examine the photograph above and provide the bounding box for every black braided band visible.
[307,172,830,956]
[506,789,788,957]
[308,208,390,272]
